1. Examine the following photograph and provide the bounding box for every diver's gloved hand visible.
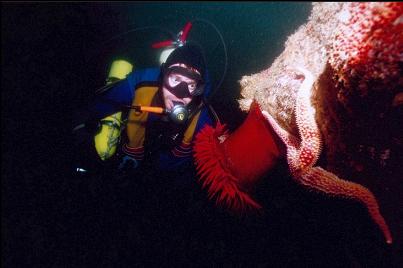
[117,144,144,173]
[118,155,140,171]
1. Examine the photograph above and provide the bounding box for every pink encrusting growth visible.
[329,2,403,95]
[324,2,401,243]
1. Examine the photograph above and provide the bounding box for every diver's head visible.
[161,43,206,110]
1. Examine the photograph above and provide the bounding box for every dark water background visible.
[2,2,400,267]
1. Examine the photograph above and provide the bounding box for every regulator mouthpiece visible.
[168,104,189,124]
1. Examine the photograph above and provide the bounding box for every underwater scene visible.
[2,2,402,267]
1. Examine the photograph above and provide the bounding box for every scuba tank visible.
[94,60,133,160]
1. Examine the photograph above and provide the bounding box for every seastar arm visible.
[297,166,393,244]
[261,111,299,148]
[293,66,322,172]
[262,110,299,168]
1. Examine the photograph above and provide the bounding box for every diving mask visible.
[163,66,205,98]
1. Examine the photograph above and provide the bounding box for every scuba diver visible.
[73,19,227,176]
[71,21,235,263]
[74,21,222,175]
[103,43,214,172]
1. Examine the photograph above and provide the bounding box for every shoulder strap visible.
[126,86,159,148]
